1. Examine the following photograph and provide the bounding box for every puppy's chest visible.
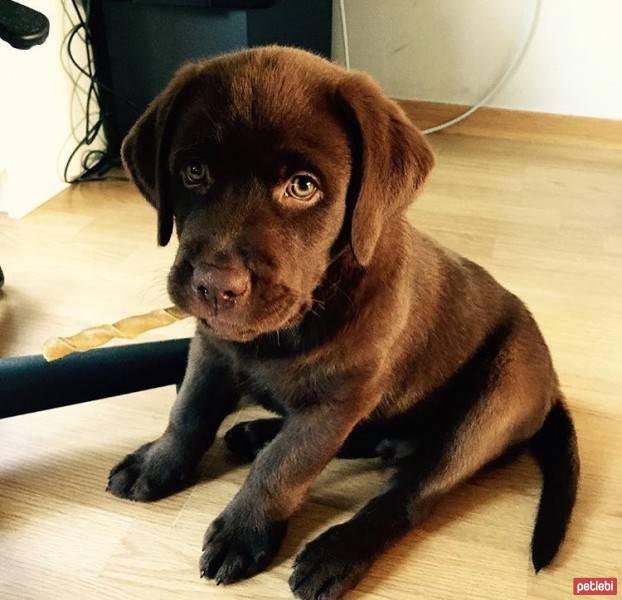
[240,357,334,412]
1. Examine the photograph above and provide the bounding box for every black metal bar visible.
[0,338,190,419]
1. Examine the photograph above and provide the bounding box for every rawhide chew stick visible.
[42,306,189,362]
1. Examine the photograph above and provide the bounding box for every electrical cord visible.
[338,0,351,80]
[63,0,104,182]
[338,0,542,135]
[62,0,139,183]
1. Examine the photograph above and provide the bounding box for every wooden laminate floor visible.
[1,126,621,599]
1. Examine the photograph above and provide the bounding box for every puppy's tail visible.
[529,396,579,572]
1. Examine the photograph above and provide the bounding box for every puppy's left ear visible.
[121,65,197,246]
[337,72,435,266]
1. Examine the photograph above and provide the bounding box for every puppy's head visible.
[122,47,433,342]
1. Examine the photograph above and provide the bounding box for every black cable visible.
[63,0,139,184]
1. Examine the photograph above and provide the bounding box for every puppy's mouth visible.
[199,317,257,342]
[197,299,308,342]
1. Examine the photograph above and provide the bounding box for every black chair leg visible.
[0,338,191,419]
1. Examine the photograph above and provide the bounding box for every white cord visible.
[339,0,351,71]
[338,0,542,135]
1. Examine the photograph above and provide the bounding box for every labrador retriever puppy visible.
[108,46,579,599]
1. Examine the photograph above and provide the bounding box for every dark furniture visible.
[89,0,332,162]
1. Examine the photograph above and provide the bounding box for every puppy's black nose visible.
[192,263,250,307]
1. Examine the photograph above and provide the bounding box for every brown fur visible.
[109,46,579,599]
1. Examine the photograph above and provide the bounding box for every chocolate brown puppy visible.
[108,46,579,599]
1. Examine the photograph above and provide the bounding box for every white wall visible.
[1,1,618,219]
[0,1,101,218]
[333,0,622,120]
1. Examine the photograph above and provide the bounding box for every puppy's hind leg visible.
[294,395,577,599]
[290,407,528,600]
[290,329,555,600]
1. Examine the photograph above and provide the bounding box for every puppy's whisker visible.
[334,284,355,309]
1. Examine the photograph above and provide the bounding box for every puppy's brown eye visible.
[286,174,318,201]
[182,162,208,187]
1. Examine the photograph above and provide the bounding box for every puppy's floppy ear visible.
[121,66,197,246]
[337,72,434,266]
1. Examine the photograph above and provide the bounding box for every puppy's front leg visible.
[107,334,239,501]
[200,388,378,585]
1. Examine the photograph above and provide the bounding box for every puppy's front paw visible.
[290,524,372,600]
[200,511,286,585]
[107,439,193,502]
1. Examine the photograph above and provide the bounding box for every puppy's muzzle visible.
[191,262,251,312]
